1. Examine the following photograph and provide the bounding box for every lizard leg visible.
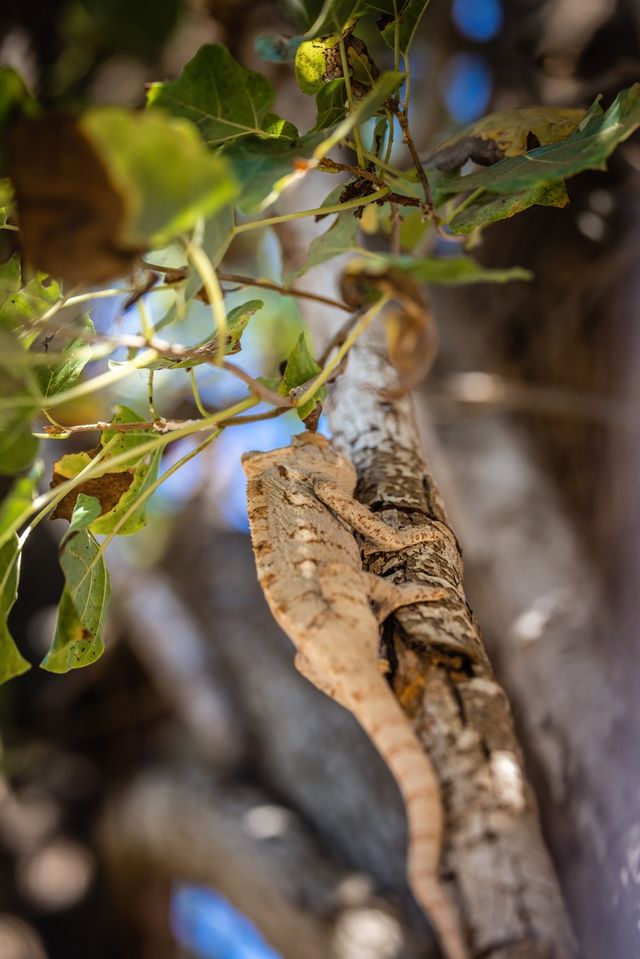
[312,477,440,552]
[366,575,451,624]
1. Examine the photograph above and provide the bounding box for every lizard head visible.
[241,431,357,491]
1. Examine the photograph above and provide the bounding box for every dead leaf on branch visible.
[50,456,134,523]
[7,115,139,286]
[423,105,585,171]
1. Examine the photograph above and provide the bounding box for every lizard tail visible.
[351,671,470,959]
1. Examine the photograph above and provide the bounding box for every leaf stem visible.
[186,240,227,365]
[339,36,365,168]
[232,188,390,235]
[216,270,351,312]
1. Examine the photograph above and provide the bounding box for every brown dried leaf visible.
[7,115,138,286]
[50,462,133,523]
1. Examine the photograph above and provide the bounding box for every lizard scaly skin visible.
[242,431,469,959]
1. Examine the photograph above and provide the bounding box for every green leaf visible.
[0,535,30,684]
[295,35,341,94]
[448,181,569,235]
[62,493,101,545]
[279,332,326,420]
[305,0,360,38]
[0,253,61,334]
[147,44,274,146]
[80,107,238,249]
[312,70,405,158]
[436,85,640,199]
[288,212,359,280]
[350,253,533,284]
[148,299,263,369]
[0,67,37,173]
[226,130,324,213]
[0,459,42,536]
[0,411,38,476]
[261,114,299,140]
[313,78,347,130]
[34,314,95,397]
[385,0,431,55]
[42,526,111,674]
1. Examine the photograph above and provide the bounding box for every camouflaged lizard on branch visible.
[242,431,469,959]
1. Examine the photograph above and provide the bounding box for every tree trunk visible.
[325,322,576,958]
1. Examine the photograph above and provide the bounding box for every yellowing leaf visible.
[425,105,585,170]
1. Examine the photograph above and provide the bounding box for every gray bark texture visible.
[326,323,576,958]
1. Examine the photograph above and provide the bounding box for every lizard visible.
[242,430,469,959]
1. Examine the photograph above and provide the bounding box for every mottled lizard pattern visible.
[242,432,468,959]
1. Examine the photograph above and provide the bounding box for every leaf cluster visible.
[0,2,638,682]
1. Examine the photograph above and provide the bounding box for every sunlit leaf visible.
[448,181,569,234]
[435,85,640,199]
[0,535,30,684]
[147,44,274,146]
[295,34,343,94]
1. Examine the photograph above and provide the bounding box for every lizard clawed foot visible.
[366,573,451,623]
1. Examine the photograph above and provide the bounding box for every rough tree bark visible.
[324,322,576,958]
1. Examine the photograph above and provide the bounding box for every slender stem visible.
[216,271,351,313]
[232,189,390,235]
[137,297,154,341]
[186,240,227,365]
[294,296,390,410]
[339,36,365,168]
[391,101,434,213]
[189,369,211,417]
[221,360,292,407]
[318,157,388,188]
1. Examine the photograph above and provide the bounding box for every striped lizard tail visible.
[350,669,470,959]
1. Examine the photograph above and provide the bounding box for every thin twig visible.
[215,272,351,313]
[42,417,201,436]
[389,100,435,217]
[221,360,293,407]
